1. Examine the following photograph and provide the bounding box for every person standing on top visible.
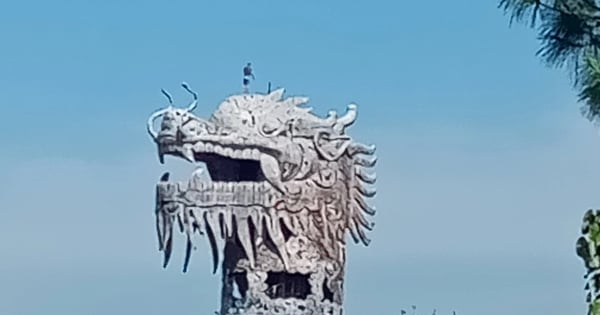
[242,62,255,93]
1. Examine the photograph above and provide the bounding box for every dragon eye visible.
[262,121,278,133]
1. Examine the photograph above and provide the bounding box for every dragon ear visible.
[314,131,352,161]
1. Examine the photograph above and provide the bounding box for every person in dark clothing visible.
[243,62,255,93]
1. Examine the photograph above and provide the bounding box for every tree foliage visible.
[576,210,600,315]
[499,0,600,122]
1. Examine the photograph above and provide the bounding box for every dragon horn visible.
[181,82,198,112]
[147,108,170,141]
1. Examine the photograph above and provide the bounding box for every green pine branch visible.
[499,0,600,122]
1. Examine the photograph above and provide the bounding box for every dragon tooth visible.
[195,142,205,153]
[250,148,260,159]
[224,207,234,238]
[251,208,263,238]
[264,210,291,269]
[207,211,223,241]
[232,149,243,159]
[214,145,225,155]
[205,143,214,152]
[259,154,285,194]
[235,214,256,268]
[241,149,252,159]
[223,147,234,158]
[204,211,222,274]
[181,145,195,162]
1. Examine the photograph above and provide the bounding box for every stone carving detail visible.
[148,85,377,315]
[577,209,600,315]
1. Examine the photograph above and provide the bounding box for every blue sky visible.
[0,0,597,314]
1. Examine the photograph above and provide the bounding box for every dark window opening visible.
[322,277,334,302]
[197,153,266,182]
[265,272,311,299]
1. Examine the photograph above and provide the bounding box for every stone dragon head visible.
[147,84,377,278]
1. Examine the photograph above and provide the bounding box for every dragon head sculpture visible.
[148,84,376,314]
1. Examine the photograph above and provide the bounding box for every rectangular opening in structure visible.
[265,272,311,299]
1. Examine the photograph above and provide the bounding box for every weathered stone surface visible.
[148,85,377,315]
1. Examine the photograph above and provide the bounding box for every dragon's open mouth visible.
[159,138,293,193]
[196,152,266,182]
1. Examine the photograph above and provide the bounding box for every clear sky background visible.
[0,1,598,314]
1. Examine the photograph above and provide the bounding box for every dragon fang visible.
[148,85,377,315]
